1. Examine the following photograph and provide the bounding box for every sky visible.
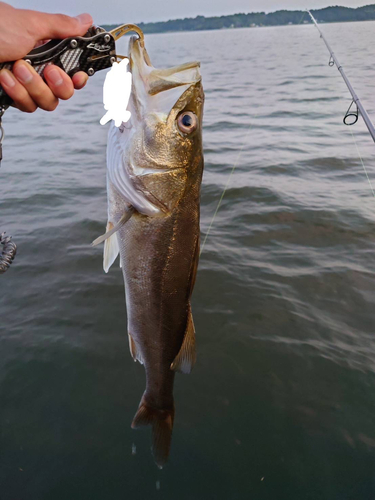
[10,0,373,24]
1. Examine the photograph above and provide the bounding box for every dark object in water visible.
[0,232,17,274]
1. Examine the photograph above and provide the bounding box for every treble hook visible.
[0,232,17,274]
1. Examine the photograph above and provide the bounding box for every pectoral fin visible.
[170,306,196,374]
[92,207,135,247]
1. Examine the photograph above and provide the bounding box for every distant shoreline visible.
[103,4,375,34]
[114,18,375,37]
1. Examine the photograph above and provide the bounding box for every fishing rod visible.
[307,10,375,143]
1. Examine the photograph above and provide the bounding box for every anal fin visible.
[170,306,196,374]
[128,333,144,365]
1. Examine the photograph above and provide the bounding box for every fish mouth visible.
[128,35,201,116]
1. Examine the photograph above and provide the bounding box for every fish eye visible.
[177,111,198,134]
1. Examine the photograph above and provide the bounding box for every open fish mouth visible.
[128,35,202,118]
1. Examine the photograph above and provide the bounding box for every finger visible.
[34,39,51,48]
[12,60,58,111]
[0,69,37,113]
[44,65,74,100]
[72,71,89,90]
[29,12,93,41]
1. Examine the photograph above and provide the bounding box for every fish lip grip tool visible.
[0,26,115,107]
[0,23,145,108]
[0,24,145,274]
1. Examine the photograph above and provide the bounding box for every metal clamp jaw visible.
[0,26,116,107]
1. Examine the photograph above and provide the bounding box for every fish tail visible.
[131,396,175,469]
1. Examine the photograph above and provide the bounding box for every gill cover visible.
[106,36,202,217]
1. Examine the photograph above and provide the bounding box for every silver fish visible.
[99,34,204,467]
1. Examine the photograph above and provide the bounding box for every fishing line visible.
[349,128,375,198]
[200,13,309,255]
[297,11,306,25]
[200,119,256,256]
[308,11,375,198]
[291,11,375,202]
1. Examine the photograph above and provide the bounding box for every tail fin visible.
[131,397,175,469]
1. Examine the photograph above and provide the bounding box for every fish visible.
[99,34,204,467]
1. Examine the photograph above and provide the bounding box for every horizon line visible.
[102,2,374,26]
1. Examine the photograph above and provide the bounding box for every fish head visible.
[107,35,204,216]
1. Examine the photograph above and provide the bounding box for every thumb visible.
[32,12,93,40]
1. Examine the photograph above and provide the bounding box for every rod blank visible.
[307,10,375,143]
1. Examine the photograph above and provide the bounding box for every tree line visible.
[103,5,375,34]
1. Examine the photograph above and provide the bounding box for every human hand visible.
[0,2,93,112]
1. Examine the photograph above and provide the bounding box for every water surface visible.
[1,21,375,499]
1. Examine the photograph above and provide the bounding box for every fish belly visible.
[117,189,199,409]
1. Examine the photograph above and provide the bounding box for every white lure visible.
[100,58,132,127]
